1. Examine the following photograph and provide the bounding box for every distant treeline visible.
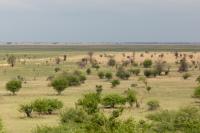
[1,44,200,52]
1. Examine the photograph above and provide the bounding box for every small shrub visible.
[60,108,88,124]
[144,69,157,78]
[196,76,200,83]
[116,69,130,80]
[107,58,116,67]
[77,93,100,114]
[111,79,120,88]
[96,85,103,95]
[86,68,91,75]
[193,86,200,98]
[125,88,137,107]
[19,104,33,117]
[54,67,61,72]
[182,73,191,80]
[178,58,188,72]
[6,80,22,95]
[146,86,152,93]
[98,71,105,79]
[144,69,152,77]
[92,63,100,70]
[101,94,126,108]
[143,59,152,68]
[105,72,112,80]
[147,100,160,111]
[129,68,140,76]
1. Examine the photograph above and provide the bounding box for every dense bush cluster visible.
[116,68,130,80]
[128,68,140,76]
[34,88,200,133]
[19,98,63,117]
[98,71,112,80]
[143,69,157,77]
[51,70,86,94]
[147,107,200,133]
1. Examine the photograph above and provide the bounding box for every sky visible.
[0,0,199,42]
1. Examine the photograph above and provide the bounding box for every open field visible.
[0,44,200,133]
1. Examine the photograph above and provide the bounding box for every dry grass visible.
[0,51,199,133]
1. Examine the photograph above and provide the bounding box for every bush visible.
[107,58,116,67]
[133,68,141,76]
[6,80,22,95]
[111,79,120,88]
[92,63,100,70]
[196,76,200,83]
[147,100,159,110]
[60,108,88,124]
[96,85,103,95]
[147,107,200,133]
[105,72,112,80]
[129,68,140,76]
[32,99,63,115]
[77,93,100,114]
[46,99,63,114]
[143,59,152,68]
[98,71,105,79]
[101,94,126,108]
[54,67,61,72]
[51,77,68,95]
[182,73,191,80]
[19,103,33,117]
[86,68,91,75]
[194,86,200,98]
[146,86,152,93]
[116,69,130,80]
[144,69,157,78]
[154,60,166,75]
[178,58,188,72]
[7,55,16,67]
[143,69,152,77]
[125,89,137,107]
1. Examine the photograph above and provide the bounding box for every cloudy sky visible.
[0,0,199,42]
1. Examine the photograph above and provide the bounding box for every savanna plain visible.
[0,44,200,133]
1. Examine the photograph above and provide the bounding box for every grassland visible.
[0,44,200,133]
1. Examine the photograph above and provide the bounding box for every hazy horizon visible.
[0,0,199,42]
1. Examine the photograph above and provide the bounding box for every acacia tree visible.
[7,55,16,67]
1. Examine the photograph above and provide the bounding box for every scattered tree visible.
[7,55,16,67]
[51,77,68,95]
[101,94,126,108]
[6,80,22,95]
